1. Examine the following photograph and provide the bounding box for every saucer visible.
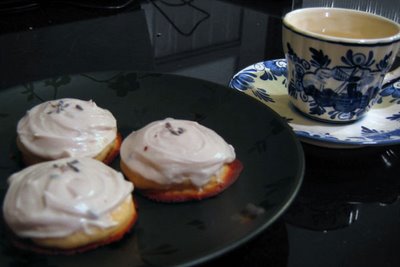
[229,59,400,148]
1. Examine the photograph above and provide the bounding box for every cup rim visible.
[283,7,400,45]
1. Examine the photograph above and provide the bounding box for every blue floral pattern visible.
[296,131,339,142]
[261,59,287,80]
[286,43,393,121]
[229,59,400,147]
[230,60,287,103]
[229,69,257,92]
[386,111,400,122]
[359,126,400,141]
[378,81,400,104]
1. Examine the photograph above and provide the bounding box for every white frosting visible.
[2,157,134,238]
[120,118,236,187]
[17,98,117,159]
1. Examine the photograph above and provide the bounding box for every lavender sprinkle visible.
[165,122,186,136]
[66,160,80,172]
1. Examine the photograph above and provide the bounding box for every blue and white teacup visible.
[283,7,400,123]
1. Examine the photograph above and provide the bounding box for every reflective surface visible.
[0,0,400,266]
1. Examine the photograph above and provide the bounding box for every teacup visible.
[282,7,400,123]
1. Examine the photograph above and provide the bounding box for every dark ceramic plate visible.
[0,72,304,267]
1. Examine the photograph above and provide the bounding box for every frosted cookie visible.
[16,98,121,165]
[2,157,137,254]
[120,118,243,202]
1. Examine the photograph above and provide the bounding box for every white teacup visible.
[282,7,400,123]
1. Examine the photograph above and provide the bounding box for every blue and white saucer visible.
[229,59,400,148]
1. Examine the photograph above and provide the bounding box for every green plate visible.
[0,72,304,267]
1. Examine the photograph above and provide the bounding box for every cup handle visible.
[382,66,400,87]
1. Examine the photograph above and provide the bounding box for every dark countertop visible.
[0,1,399,266]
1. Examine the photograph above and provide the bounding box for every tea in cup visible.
[282,7,400,123]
